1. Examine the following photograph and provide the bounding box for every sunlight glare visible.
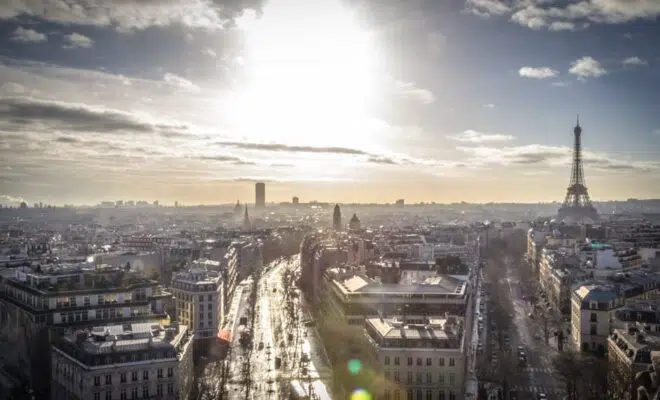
[229,0,377,146]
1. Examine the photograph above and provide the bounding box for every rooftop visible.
[365,316,464,349]
[334,271,467,296]
[574,284,620,303]
[58,319,190,356]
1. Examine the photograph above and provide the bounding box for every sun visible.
[228,0,378,147]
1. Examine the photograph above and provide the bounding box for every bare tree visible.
[553,351,608,400]
[607,359,635,400]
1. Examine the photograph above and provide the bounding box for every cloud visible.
[449,130,515,143]
[483,103,496,109]
[367,156,398,165]
[216,141,369,155]
[197,155,252,164]
[10,26,47,43]
[0,0,265,32]
[164,73,201,93]
[63,32,94,49]
[466,0,660,31]
[518,67,558,79]
[0,82,26,94]
[548,21,578,31]
[457,144,659,172]
[569,56,607,78]
[622,56,647,67]
[393,80,435,105]
[465,0,511,17]
[0,96,156,133]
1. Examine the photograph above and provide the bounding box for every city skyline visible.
[1,0,660,205]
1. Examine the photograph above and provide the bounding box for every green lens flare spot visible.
[347,358,362,375]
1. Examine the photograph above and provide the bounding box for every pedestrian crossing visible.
[521,367,554,374]
[511,385,566,395]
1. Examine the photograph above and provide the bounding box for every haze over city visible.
[1,0,660,206]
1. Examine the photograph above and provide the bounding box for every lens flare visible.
[347,358,362,375]
[350,388,372,400]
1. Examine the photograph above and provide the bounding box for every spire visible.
[576,114,580,127]
[242,204,250,230]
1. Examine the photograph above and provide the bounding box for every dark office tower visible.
[292,196,299,205]
[333,204,342,231]
[255,182,265,209]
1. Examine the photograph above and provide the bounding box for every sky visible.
[0,0,659,206]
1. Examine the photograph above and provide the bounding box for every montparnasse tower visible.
[332,204,342,231]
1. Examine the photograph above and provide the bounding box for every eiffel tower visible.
[557,116,599,223]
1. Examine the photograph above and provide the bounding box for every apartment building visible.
[51,320,194,400]
[223,239,262,299]
[538,248,583,313]
[608,317,660,400]
[0,264,169,331]
[0,263,170,397]
[170,263,223,341]
[365,316,466,400]
[571,284,623,353]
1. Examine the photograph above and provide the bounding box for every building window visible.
[131,371,138,382]
[449,357,455,367]
[200,304,204,311]
[143,370,149,380]
[590,325,597,335]
[94,393,100,400]
[407,357,413,366]
[167,383,174,395]
[157,384,163,396]
[105,374,111,384]
[439,391,445,400]
[590,312,597,322]
[385,371,391,380]
[426,358,432,366]
[120,388,127,400]
[426,391,433,400]
[416,372,422,384]
[207,294,212,301]
[394,390,401,400]
[449,373,455,386]
[157,368,163,378]
[384,390,391,400]
[384,356,390,365]
[394,357,400,366]
[94,376,101,386]
[439,357,445,366]
[105,391,112,400]
[84,296,90,306]
[394,371,400,383]
[199,295,204,301]
[449,391,456,400]
[407,390,413,400]
[142,385,149,398]
[426,373,432,385]
[131,387,138,400]
[407,371,413,384]
[167,367,173,377]
[208,312,212,320]
[416,358,422,366]
[416,390,422,400]
[439,373,445,385]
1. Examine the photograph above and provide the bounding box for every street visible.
[505,258,565,399]
[215,255,332,399]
